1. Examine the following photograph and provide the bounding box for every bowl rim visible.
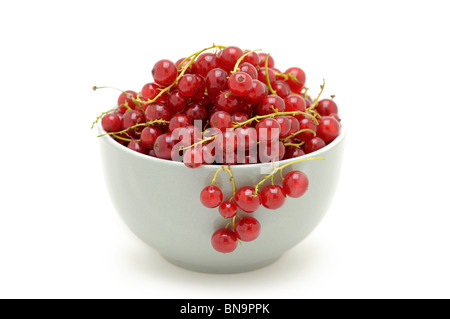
[97,121,346,170]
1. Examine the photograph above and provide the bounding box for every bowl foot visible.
[162,255,282,274]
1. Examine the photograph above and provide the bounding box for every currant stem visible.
[284,141,305,148]
[97,119,169,138]
[232,109,318,128]
[252,157,326,196]
[91,108,117,129]
[306,79,326,110]
[230,49,261,74]
[180,135,217,151]
[211,166,236,199]
[265,54,277,95]
[281,129,317,142]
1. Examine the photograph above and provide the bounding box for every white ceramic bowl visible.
[98,126,345,273]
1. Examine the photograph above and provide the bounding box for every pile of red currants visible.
[94,44,341,167]
[94,44,342,253]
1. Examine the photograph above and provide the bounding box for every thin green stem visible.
[97,119,168,138]
[91,108,117,129]
[230,49,261,74]
[281,129,316,142]
[265,54,276,95]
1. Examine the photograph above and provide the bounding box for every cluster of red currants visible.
[95,45,341,166]
[200,164,310,253]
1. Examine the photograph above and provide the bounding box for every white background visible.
[1,0,449,299]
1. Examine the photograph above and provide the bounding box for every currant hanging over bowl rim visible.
[97,122,346,169]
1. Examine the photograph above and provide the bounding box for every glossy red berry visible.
[141,83,168,103]
[219,46,243,71]
[297,117,318,141]
[284,94,306,117]
[145,103,172,122]
[210,111,232,131]
[282,171,309,198]
[257,95,285,115]
[183,147,202,169]
[217,130,237,152]
[218,201,238,218]
[231,112,250,126]
[168,114,192,132]
[284,67,306,92]
[211,228,238,253]
[178,74,200,97]
[285,147,305,159]
[234,216,261,242]
[246,80,268,105]
[102,112,121,132]
[121,110,145,138]
[153,133,176,160]
[117,90,137,111]
[215,91,239,113]
[304,137,326,154]
[235,127,258,150]
[317,116,340,142]
[239,62,258,79]
[272,81,291,98]
[228,72,253,97]
[200,185,223,208]
[316,99,338,116]
[140,126,162,149]
[127,139,147,154]
[205,68,228,98]
[261,185,286,209]
[185,103,209,123]
[256,118,281,143]
[257,67,276,87]
[285,116,300,136]
[275,116,291,138]
[193,52,218,77]
[235,186,261,213]
[242,50,261,67]
[152,59,177,86]
[258,53,275,68]
[167,90,189,113]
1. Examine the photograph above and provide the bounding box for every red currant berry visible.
[231,112,250,126]
[246,80,268,105]
[235,216,261,242]
[121,110,145,138]
[185,102,209,123]
[215,91,239,113]
[217,130,237,152]
[304,137,326,154]
[219,46,244,71]
[235,186,261,213]
[275,116,291,138]
[285,146,305,159]
[242,50,261,67]
[259,141,286,163]
[282,171,309,198]
[228,72,253,97]
[153,133,176,160]
[210,111,232,131]
[272,81,292,98]
[178,74,199,97]
[284,67,306,92]
[145,103,172,122]
[152,59,177,86]
[202,142,216,164]
[141,83,168,103]
[219,201,238,219]
[193,52,218,77]
[329,113,341,122]
[183,147,202,169]
[257,95,285,115]
[117,90,137,111]
[239,62,258,79]
[127,139,147,154]
[211,228,238,253]
[200,185,223,208]
[284,94,306,118]
[102,112,121,132]
[258,53,275,68]
[316,99,338,116]
[297,117,318,141]
[140,126,162,149]
[175,57,193,73]
[167,90,189,113]
[317,116,340,142]
[285,116,300,136]
[235,127,258,150]
[256,118,281,143]
[205,68,228,98]
[168,114,192,132]
[261,185,286,209]
[257,67,276,87]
